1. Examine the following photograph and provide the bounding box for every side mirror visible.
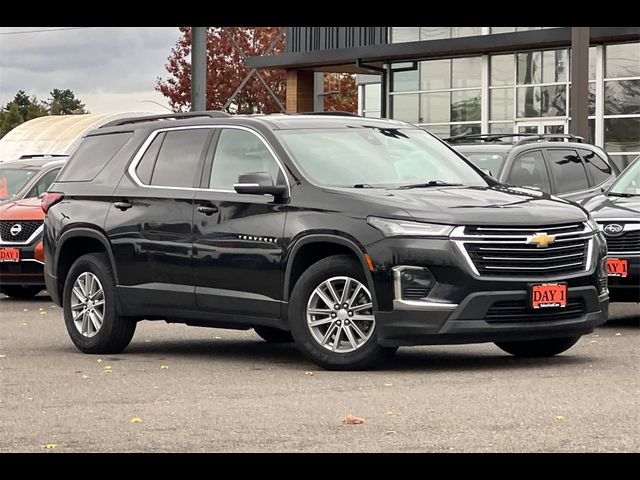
[234,172,288,199]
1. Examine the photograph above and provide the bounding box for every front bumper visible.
[376,287,608,347]
[0,241,45,287]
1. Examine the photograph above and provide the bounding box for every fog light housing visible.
[392,266,435,301]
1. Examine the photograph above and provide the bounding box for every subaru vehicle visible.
[583,156,640,302]
[448,133,620,203]
[43,112,608,370]
[0,157,67,298]
[0,157,67,205]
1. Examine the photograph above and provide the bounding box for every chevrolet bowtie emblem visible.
[526,232,556,248]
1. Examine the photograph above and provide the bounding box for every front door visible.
[105,127,213,311]
[192,127,289,319]
[517,120,567,134]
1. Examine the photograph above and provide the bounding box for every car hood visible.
[326,185,589,226]
[0,197,44,221]
[583,193,640,221]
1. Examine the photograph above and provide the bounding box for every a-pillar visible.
[286,70,314,113]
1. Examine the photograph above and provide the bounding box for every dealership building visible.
[247,27,640,169]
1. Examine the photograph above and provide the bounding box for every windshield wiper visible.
[396,180,463,190]
[608,192,639,197]
[353,183,376,188]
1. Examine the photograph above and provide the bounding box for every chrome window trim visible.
[127,125,291,195]
[0,224,43,245]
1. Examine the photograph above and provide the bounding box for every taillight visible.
[41,192,64,214]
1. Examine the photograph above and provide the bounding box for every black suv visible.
[449,133,620,203]
[43,113,608,370]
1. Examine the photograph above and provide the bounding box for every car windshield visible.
[458,151,507,178]
[609,158,640,196]
[276,127,486,188]
[0,168,38,200]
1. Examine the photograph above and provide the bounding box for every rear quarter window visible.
[56,132,133,182]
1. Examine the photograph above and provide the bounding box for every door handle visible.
[197,205,218,216]
[113,201,132,211]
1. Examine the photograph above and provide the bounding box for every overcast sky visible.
[0,27,180,114]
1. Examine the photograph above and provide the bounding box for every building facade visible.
[247,27,640,169]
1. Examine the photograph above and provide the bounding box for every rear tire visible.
[254,326,293,343]
[495,336,581,357]
[1,285,41,299]
[289,254,396,371]
[63,253,136,354]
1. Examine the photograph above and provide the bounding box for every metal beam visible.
[570,27,590,138]
[191,27,207,112]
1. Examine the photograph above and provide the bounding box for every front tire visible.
[63,253,136,354]
[1,285,41,299]
[289,255,396,371]
[495,336,581,357]
[254,326,293,343]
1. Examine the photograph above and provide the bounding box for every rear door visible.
[105,127,213,312]
[191,126,289,319]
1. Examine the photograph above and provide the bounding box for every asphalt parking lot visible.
[0,293,637,453]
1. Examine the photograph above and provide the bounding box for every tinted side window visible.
[135,133,165,185]
[580,148,612,186]
[507,150,551,192]
[547,149,589,193]
[209,129,282,190]
[26,167,61,198]
[57,132,132,182]
[150,129,210,188]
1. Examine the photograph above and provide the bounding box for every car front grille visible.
[485,298,586,323]
[0,220,42,243]
[454,223,593,278]
[605,230,640,254]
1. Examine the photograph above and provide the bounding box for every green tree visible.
[0,103,25,138]
[47,89,87,115]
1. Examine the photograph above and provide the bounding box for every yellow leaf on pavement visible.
[130,417,143,424]
[96,359,103,363]
[384,383,393,387]
[615,333,622,336]
[42,443,57,449]
[81,374,89,379]
[305,371,314,376]
[160,365,169,370]
[342,415,365,425]
[0,354,6,358]
[555,415,566,421]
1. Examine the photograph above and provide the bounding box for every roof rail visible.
[513,133,584,146]
[445,133,538,144]
[99,111,230,128]
[298,111,361,117]
[18,153,68,159]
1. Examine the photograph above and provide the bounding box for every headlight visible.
[585,218,599,232]
[367,217,454,237]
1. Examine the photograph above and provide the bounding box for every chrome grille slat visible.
[605,231,640,254]
[456,223,592,278]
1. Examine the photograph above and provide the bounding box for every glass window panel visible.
[547,149,590,193]
[450,124,481,137]
[151,129,210,188]
[541,84,566,117]
[489,122,514,134]
[422,125,450,139]
[609,154,639,171]
[542,49,568,83]
[588,118,596,145]
[419,27,450,41]
[391,94,419,123]
[517,51,541,84]
[391,65,419,92]
[210,129,281,190]
[364,83,381,111]
[518,125,539,134]
[363,111,381,118]
[589,47,597,81]
[604,118,640,153]
[420,59,451,90]
[580,148,613,186]
[605,42,640,78]
[491,27,516,34]
[604,80,640,115]
[420,92,450,123]
[517,86,541,117]
[588,83,596,116]
[544,124,565,134]
[451,27,482,38]
[507,150,551,191]
[452,57,482,88]
[516,27,542,31]
[26,168,61,198]
[490,54,515,86]
[391,27,419,43]
[136,132,164,185]
[451,90,481,122]
[490,88,514,121]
